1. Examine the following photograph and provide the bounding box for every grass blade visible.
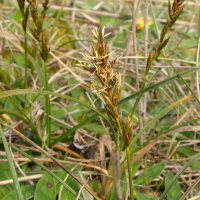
[0,125,24,200]
[160,151,200,200]
[7,143,84,200]
[0,89,116,145]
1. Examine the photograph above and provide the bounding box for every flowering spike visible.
[123,114,133,148]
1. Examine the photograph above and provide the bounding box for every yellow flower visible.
[133,190,137,196]
[136,17,153,30]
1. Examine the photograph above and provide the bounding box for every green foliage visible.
[165,173,181,200]
[0,161,15,191]
[135,191,156,200]
[134,163,165,186]
[34,166,93,200]
[1,0,199,199]
[1,185,36,200]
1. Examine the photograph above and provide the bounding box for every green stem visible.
[126,147,133,200]
[0,125,24,200]
[43,61,51,147]
[24,34,28,112]
[116,115,133,200]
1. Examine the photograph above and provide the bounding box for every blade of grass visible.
[0,110,30,125]
[130,95,193,147]
[0,125,24,200]
[0,109,40,141]
[0,89,116,145]
[42,60,51,147]
[0,119,101,200]
[7,143,84,200]
[54,67,198,146]
[27,54,44,87]
[56,40,90,50]
[50,2,65,36]
[0,85,32,132]
[142,117,200,148]
[119,68,198,105]
[121,138,159,174]
[119,95,193,164]
[159,151,200,200]
[1,68,194,149]
[24,34,28,112]
[121,117,200,173]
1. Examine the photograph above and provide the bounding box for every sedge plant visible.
[77,26,134,200]
[77,0,187,199]
[3,0,188,199]
[17,0,29,112]
[20,0,51,147]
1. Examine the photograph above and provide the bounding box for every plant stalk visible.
[0,125,24,200]
[24,34,28,112]
[42,61,51,147]
[126,147,133,200]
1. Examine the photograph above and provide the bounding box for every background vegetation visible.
[0,0,200,199]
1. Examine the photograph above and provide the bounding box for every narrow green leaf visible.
[160,151,200,200]
[7,143,84,200]
[0,89,115,146]
[27,54,44,87]
[0,125,24,200]
[68,77,79,99]
[130,95,192,148]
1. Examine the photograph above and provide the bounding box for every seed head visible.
[40,29,50,62]
[17,0,25,15]
[22,5,29,33]
[112,73,122,107]
[123,114,133,148]
[27,0,39,25]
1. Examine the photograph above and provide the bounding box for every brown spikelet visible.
[97,26,104,55]
[108,74,117,89]
[17,0,25,15]
[76,26,123,134]
[160,20,169,43]
[160,36,171,50]
[22,5,29,33]
[40,29,50,62]
[109,57,117,69]
[168,0,187,27]
[145,51,152,75]
[104,104,118,129]
[29,25,41,41]
[146,51,152,67]
[37,14,44,33]
[42,0,50,13]
[123,114,133,148]
[112,74,121,107]
[27,0,39,25]
[168,0,173,20]
[153,0,186,61]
